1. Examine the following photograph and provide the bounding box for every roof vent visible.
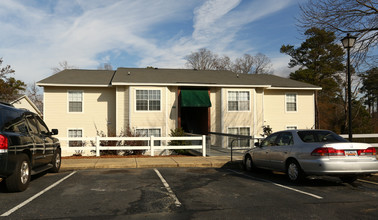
[237,74,239,78]
[128,71,131,75]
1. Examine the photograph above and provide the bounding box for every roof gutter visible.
[111,82,271,88]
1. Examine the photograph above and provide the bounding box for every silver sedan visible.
[243,130,378,183]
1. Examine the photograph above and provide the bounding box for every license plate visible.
[345,150,358,157]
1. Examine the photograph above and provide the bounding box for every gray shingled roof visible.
[37,68,321,89]
[37,69,115,86]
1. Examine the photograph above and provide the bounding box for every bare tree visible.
[252,53,273,74]
[52,61,76,74]
[185,49,273,74]
[98,62,113,70]
[214,55,232,71]
[185,48,218,70]
[26,82,43,112]
[233,54,254,74]
[298,0,378,66]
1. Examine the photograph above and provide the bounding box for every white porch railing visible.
[57,135,207,157]
[340,134,378,147]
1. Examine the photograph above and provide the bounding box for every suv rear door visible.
[25,115,46,167]
[35,116,55,163]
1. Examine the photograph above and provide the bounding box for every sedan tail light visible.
[311,147,345,156]
[0,134,8,151]
[358,147,376,156]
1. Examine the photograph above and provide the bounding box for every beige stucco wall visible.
[116,86,129,134]
[263,89,315,132]
[43,84,316,153]
[43,86,116,138]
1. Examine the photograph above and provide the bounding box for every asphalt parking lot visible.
[1,168,378,219]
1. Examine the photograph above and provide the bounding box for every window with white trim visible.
[136,90,161,111]
[286,93,297,112]
[68,91,83,112]
[136,128,161,146]
[286,126,297,130]
[68,129,83,147]
[228,127,250,147]
[228,91,250,111]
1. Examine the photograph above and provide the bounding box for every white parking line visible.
[154,168,182,207]
[1,171,77,217]
[227,169,323,200]
[358,179,378,186]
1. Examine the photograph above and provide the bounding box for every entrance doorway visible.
[181,107,209,134]
[179,89,211,135]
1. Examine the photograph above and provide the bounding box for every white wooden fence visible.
[58,136,207,157]
[340,134,378,147]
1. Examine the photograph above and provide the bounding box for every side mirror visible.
[51,129,59,135]
[254,142,260,147]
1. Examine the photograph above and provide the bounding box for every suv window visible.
[36,117,49,134]
[25,116,39,134]
[0,108,28,133]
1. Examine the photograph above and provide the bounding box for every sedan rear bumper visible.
[300,158,378,175]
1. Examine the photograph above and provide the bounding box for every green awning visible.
[181,90,211,107]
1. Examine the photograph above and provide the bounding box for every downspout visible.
[166,87,168,137]
[116,86,119,134]
[220,88,224,147]
[253,88,256,136]
[129,87,132,130]
[262,88,265,128]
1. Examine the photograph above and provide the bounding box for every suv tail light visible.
[311,147,345,156]
[358,147,376,156]
[0,134,8,151]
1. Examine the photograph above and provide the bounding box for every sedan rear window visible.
[298,131,347,143]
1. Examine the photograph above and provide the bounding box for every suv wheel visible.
[50,149,61,173]
[6,154,31,192]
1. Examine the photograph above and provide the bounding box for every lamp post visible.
[341,33,357,141]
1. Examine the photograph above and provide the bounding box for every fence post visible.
[150,136,154,156]
[202,135,206,157]
[96,136,100,157]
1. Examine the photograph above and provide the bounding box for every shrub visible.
[93,126,145,156]
[169,128,191,155]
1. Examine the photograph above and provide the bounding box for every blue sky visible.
[0,0,309,85]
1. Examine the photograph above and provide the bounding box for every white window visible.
[228,127,250,147]
[136,90,161,111]
[68,91,83,112]
[228,91,250,111]
[68,129,83,147]
[286,126,297,130]
[286,93,297,112]
[136,128,161,146]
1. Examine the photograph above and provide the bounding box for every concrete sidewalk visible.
[61,156,243,171]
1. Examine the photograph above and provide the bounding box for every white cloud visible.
[0,0,299,84]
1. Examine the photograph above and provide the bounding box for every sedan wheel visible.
[287,160,304,183]
[245,156,253,172]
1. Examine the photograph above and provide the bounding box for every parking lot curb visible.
[60,156,243,171]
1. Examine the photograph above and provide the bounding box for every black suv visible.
[0,103,61,192]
